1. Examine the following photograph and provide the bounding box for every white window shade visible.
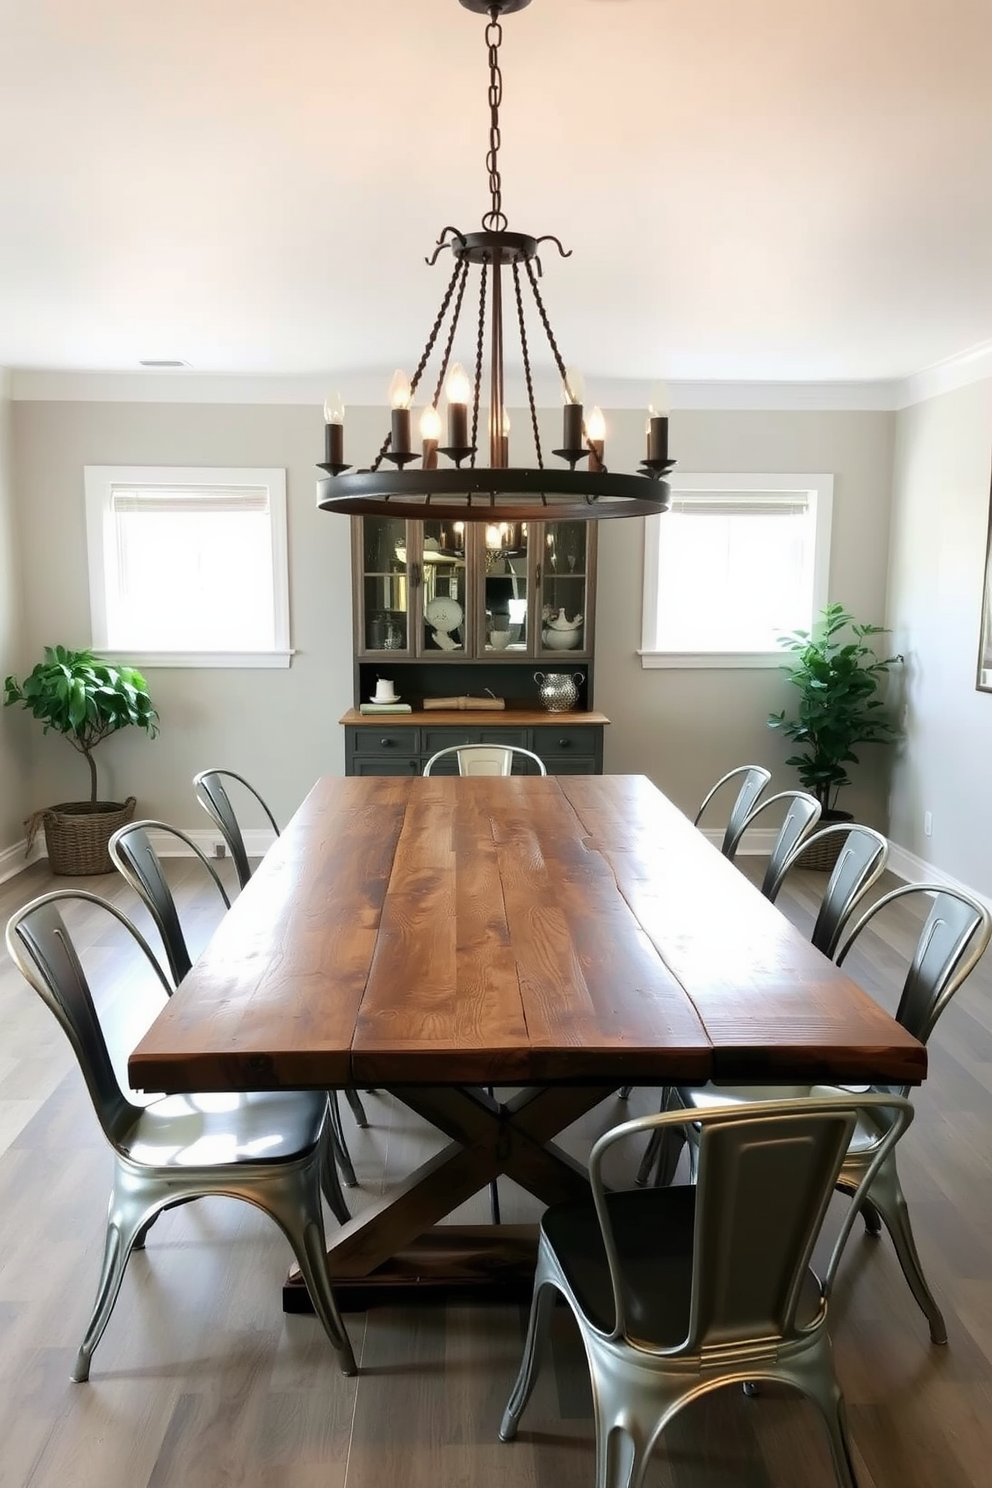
[641,473,832,668]
[85,467,291,667]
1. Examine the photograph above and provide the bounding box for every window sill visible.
[638,650,785,670]
[94,649,294,669]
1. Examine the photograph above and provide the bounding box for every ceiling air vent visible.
[139,359,190,368]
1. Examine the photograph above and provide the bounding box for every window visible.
[84,466,291,667]
[640,472,832,668]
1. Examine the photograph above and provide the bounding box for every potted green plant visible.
[768,603,902,869]
[4,645,159,875]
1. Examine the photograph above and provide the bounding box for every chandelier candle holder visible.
[317,0,676,523]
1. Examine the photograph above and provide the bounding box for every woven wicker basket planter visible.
[791,810,853,873]
[40,797,136,876]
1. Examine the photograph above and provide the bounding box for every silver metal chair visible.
[738,788,822,893]
[109,820,363,1204]
[192,767,280,891]
[423,743,547,776]
[693,764,771,858]
[5,890,357,1382]
[500,1093,913,1488]
[766,822,889,958]
[659,884,992,1344]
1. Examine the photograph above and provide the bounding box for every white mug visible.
[373,678,398,703]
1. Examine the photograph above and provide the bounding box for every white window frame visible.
[84,465,292,668]
[640,472,833,669]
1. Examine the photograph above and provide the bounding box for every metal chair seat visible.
[125,1087,330,1167]
[5,890,356,1383]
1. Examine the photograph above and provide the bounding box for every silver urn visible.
[534,671,583,713]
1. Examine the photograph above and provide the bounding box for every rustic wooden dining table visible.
[129,773,926,1308]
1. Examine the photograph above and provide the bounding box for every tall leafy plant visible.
[768,603,902,814]
[4,645,159,802]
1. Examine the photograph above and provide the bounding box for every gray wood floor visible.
[1,853,991,1488]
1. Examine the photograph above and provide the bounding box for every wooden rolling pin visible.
[422,695,506,711]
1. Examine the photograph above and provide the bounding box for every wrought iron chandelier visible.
[317,0,674,522]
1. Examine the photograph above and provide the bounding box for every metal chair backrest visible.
[5,891,173,1148]
[423,743,547,777]
[739,790,822,896]
[588,1093,912,1354]
[767,822,889,957]
[109,820,231,985]
[836,883,992,1067]
[192,768,280,890]
[693,765,771,859]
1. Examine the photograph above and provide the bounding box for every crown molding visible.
[892,338,992,409]
[8,342,992,411]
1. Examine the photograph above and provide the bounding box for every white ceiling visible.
[2,0,992,388]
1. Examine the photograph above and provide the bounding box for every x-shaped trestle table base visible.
[285,1082,618,1311]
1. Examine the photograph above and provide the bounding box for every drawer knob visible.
[380,737,395,747]
[558,738,571,748]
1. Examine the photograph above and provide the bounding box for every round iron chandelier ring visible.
[317,467,672,522]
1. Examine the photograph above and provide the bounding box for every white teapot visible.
[541,610,583,651]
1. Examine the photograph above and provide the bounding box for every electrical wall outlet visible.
[213,841,227,858]
[924,811,933,838]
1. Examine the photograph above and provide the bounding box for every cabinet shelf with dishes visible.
[344,514,607,777]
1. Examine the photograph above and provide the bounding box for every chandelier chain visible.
[470,261,489,464]
[512,261,544,469]
[523,259,567,383]
[429,258,471,414]
[482,11,508,232]
[370,257,466,472]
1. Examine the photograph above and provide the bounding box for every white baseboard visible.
[147,827,278,861]
[699,827,779,855]
[0,835,45,884]
[885,841,992,913]
[0,827,277,881]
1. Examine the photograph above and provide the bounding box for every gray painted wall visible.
[0,373,29,849]
[887,377,992,896]
[5,396,896,842]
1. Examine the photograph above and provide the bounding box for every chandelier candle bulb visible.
[586,406,606,472]
[647,382,670,464]
[563,400,583,451]
[323,390,345,466]
[389,370,413,456]
[420,405,441,469]
[446,362,471,449]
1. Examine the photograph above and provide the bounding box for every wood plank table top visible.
[129,774,925,1095]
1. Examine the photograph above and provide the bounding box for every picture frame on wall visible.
[978,471,992,693]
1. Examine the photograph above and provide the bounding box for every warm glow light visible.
[453,520,465,535]
[485,523,503,550]
[489,406,511,435]
[446,362,471,405]
[648,381,670,418]
[323,390,345,424]
[562,366,585,405]
[586,406,606,442]
[389,369,412,410]
[420,405,442,440]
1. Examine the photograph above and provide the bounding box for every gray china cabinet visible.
[343,514,608,776]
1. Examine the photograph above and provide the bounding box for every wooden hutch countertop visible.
[340,708,610,727]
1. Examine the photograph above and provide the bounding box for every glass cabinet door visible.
[480,520,530,653]
[538,521,590,656]
[358,515,411,655]
[420,518,468,654]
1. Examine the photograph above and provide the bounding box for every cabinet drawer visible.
[423,727,529,754]
[350,757,421,776]
[543,757,598,776]
[534,727,599,757]
[351,727,420,755]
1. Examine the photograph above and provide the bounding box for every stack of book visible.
[359,701,413,715]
